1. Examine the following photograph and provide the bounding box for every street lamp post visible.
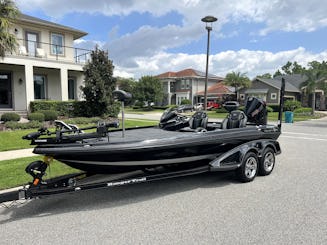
[201,15,217,111]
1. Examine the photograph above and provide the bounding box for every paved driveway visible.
[1,118,327,244]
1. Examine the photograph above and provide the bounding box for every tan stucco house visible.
[0,14,89,115]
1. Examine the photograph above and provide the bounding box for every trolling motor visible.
[113,90,132,137]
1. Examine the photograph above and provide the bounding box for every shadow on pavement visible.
[0,171,239,224]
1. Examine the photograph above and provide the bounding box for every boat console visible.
[159,97,268,132]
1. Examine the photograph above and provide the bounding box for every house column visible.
[60,68,68,100]
[24,64,34,111]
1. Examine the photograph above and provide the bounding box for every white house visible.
[0,14,89,115]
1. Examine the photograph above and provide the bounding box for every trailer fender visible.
[209,139,279,171]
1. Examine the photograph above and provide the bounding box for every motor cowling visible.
[244,97,267,125]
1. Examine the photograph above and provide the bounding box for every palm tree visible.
[224,71,251,101]
[0,0,19,58]
[302,69,326,115]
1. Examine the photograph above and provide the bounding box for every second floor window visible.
[51,33,64,55]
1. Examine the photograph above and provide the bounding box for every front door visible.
[0,72,12,108]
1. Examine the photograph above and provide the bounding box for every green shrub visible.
[1,112,20,122]
[38,110,58,121]
[30,101,75,117]
[107,101,121,117]
[283,100,301,111]
[153,106,169,110]
[180,99,191,105]
[28,112,45,122]
[134,101,144,107]
[294,107,312,115]
[216,107,228,113]
[4,120,42,130]
[268,105,281,112]
[64,117,101,125]
[30,100,120,118]
[266,106,274,113]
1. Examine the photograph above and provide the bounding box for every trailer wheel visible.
[259,147,275,176]
[237,152,258,182]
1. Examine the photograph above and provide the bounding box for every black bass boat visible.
[0,79,285,204]
[26,97,280,174]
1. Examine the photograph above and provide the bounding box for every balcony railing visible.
[11,38,92,64]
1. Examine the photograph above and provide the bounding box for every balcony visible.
[9,38,92,64]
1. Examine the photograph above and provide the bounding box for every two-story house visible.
[0,14,89,115]
[156,68,224,105]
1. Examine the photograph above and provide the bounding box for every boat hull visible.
[33,126,281,173]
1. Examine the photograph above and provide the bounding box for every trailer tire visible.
[236,152,258,182]
[259,147,275,176]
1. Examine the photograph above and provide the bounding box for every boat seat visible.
[221,110,247,129]
[180,111,208,132]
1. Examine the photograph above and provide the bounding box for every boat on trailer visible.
[0,79,286,204]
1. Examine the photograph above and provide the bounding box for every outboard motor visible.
[244,97,267,125]
[222,101,247,129]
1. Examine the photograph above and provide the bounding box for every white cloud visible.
[15,0,327,79]
[113,47,327,79]
[16,0,327,34]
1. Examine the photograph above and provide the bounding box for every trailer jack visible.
[25,156,52,186]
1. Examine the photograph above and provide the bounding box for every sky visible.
[15,0,327,79]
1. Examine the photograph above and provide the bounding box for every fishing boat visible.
[0,79,286,203]
[23,94,280,174]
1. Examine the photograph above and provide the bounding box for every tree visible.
[257,73,272,79]
[117,77,136,94]
[0,0,19,58]
[81,47,117,117]
[116,77,137,104]
[224,71,251,101]
[273,69,283,78]
[134,76,163,108]
[302,66,326,115]
[275,61,305,76]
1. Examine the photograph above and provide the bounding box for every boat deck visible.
[91,126,196,144]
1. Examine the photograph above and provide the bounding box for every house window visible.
[271,93,277,100]
[68,78,76,100]
[26,32,39,56]
[181,80,185,89]
[186,80,190,89]
[34,75,46,99]
[51,33,64,55]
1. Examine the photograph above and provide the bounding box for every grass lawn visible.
[0,119,157,152]
[0,156,80,190]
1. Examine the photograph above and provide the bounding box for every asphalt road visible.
[1,118,327,245]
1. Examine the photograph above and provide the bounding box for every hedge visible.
[30,100,120,118]
[30,101,74,116]
[4,120,42,130]
[28,112,45,122]
[0,112,20,122]
[38,110,58,121]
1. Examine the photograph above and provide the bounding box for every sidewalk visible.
[0,148,34,161]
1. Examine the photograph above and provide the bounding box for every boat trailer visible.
[0,139,280,204]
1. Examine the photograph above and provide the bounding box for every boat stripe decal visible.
[60,154,217,166]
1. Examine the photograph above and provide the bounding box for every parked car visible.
[177,104,194,113]
[207,101,220,110]
[194,103,204,110]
